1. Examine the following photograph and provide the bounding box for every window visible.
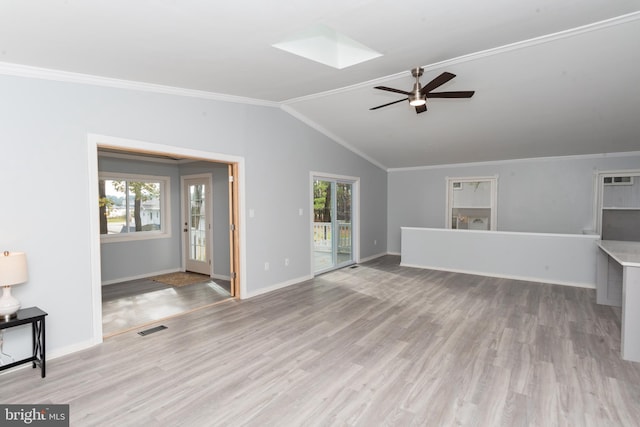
[595,170,640,241]
[446,176,497,230]
[99,173,170,241]
[603,176,633,186]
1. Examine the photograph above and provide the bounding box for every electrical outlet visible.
[285,258,290,266]
[299,208,303,216]
[264,262,269,271]
[374,239,377,246]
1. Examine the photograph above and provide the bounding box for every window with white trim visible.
[446,176,498,230]
[595,170,640,241]
[99,173,170,241]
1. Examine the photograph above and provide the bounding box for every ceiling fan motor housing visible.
[409,68,426,106]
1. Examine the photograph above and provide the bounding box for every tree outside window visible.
[99,175,166,238]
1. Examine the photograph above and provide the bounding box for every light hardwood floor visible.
[102,277,231,336]
[3,256,640,426]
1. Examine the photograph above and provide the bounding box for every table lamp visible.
[0,251,28,321]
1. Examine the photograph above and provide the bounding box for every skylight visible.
[272,24,382,69]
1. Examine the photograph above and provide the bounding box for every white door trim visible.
[88,133,246,344]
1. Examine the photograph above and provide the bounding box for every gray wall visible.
[0,74,387,357]
[98,155,182,283]
[387,154,640,253]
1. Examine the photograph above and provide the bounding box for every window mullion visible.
[125,180,130,232]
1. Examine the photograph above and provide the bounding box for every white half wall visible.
[388,152,640,254]
[401,227,601,287]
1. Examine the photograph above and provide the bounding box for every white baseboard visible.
[48,338,100,360]
[400,262,596,289]
[243,274,314,299]
[212,273,231,281]
[358,252,388,263]
[387,251,401,256]
[101,268,181,286]
[0,338,99,377]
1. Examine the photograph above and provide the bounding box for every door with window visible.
[183,175,212,275]
[313,176,356,274]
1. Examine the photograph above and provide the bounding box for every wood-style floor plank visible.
[2,255,640,426]
[102,277,231,335]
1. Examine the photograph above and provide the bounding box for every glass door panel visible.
[313,178,354,274]
[313,180,334,272]
[336,182,353,266]
[184,177,210,275]
[190,184,206,261]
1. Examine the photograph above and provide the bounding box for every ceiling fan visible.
[370,68,475,114]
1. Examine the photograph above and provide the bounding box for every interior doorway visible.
[88,135,244,340]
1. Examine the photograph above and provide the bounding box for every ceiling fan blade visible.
[369,98,408,110]
[374,86,411,95]
[427,91,475,98]
[415,104,427,114]
[421,72,456,94]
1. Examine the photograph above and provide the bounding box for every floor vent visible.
[350,265,359,269]
[138,325,167,336]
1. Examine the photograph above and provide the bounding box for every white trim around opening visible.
[87,134,247,344]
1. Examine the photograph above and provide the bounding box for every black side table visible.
[0,307,48,378]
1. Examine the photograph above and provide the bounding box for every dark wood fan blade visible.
[369,98,408,110]
[415,104,427,114]
[421,72,456,94]
[427,91,475,98]
[374,86,411,95]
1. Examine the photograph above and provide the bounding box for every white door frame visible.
[310,171,360,275]
[88,134,246,344]
[181,173,214,276]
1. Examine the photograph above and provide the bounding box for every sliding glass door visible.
[313,177,354,274]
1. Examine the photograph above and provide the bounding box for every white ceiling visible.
[2,1,640,169]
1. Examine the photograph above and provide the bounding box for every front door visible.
[183,176,212,275]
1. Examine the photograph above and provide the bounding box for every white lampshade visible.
[0,251,28,321]
[0,251,28,286]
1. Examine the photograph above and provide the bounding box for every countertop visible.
[597,240,640,267]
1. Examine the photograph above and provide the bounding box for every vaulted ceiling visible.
[2,1,639,169]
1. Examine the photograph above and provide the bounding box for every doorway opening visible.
[312,173,359,274]
[88,135,244,340]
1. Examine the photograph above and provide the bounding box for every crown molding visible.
[387,151,640,173]
[0,62,280,108]
[282,11,640,105]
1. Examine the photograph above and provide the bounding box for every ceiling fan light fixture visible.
[409,95,426,107]
[408,83,426,106]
